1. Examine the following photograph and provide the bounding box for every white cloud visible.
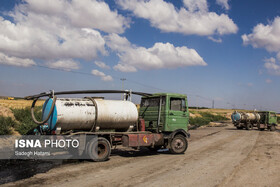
[183,0,208,13]
[264,57,280,76]
[216,0,230,10]
[208,36,222,43]
[266,79,272,83]
[106,34,207,72]
[0,52,36,67]
[243,17,280,76]
[0,0,130,69]
[117,0,238,36]
[45,59,80,71]
[102,75,114,81]
[0,2,110,60]
[91,69,113,81]
[94,61,110,69]
[114,64,137,72]
[242,17,280,54]
[23,0,129,34]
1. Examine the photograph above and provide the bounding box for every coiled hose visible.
[31,96,57,125]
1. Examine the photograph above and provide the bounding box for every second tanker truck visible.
[231,110,277,131]
[25,90,190,161]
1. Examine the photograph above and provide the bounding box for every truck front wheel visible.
[270,124,276,131]
[169,135,188,154]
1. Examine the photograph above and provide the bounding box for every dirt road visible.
[2,124,280,187]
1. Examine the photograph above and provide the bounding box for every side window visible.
[271,113,276,117]
[170,98,185,111]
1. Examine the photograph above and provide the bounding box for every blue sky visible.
[0,0,280,112]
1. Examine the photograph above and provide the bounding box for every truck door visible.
[269,112,277,124]
[167,97,188,131]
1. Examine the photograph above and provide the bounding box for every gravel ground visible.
[2,123,280,187]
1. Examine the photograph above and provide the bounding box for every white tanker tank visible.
[41,98,139,132]
[231,111,260,123]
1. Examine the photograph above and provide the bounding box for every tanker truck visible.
[25,90,190,161]
[231,111,277,131]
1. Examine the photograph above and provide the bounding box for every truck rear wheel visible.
[245,123,253,130]
[169,135,188,154]
[87,137,111,162]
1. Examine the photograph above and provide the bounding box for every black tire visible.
[87,137,111,162]
[245,123,253,130]
[169,135,188,154]
[270,124,276,131]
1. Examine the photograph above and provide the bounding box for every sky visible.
[0,0,280,112]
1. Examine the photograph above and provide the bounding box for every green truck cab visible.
[258,111,278,131]
[139,93,189,133]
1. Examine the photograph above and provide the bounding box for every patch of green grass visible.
[189,112,228,129]
[11,107,42,135]
[200,112,228,121]
[0,116,17,135]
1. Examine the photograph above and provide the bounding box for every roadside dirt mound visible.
[189,113,196,118]
[189,113,202,118]
[208,122,228,127]
[225,113,232,119]
[194,113,202,117]
[0,106,15,120]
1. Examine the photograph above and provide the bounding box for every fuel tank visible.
[231,111,260,123]
[42,98,138,132]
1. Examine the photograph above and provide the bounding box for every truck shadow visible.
[225,127,280,132]
[0,159,69,185]
[110,147,163,158]
[0,148,166,185]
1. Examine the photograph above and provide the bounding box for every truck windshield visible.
[140,97,166,107]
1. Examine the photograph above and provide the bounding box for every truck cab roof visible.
[258,111,276,113]
[143,93,187,98]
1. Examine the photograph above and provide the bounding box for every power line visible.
[6,64,270,110]
[35,64,172,92]
[20,64,233,107]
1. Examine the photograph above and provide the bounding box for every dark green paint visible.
[139,93,189,133]
[258,111,278,125]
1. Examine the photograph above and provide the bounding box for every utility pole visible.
[120,78,126,100]
[120,78,126,90]
[212,100,214,109]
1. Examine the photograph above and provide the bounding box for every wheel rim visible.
[172,138,185,151]
[98,143,107,158]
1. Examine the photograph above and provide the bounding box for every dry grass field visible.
[0,99,277,118]
[0,99,44,109]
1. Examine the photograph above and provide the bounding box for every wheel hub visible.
[174,139,183,149]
